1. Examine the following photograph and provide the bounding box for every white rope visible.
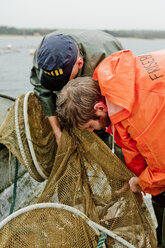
[15,97,34,177]
[0,203,135,248]
[23,91,47,180]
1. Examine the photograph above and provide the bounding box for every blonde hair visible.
[56,77,104,130]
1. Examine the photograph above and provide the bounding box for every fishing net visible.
[0,92,57,182]
[0,203,100,248]
[0,92,157,247]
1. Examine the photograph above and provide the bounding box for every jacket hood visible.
[93,50,136,114]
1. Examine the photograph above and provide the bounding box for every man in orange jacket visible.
[57,49,165,247]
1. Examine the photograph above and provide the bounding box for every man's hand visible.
[48,116,62,145]
[115,182,130,194]
[129,177,142,193]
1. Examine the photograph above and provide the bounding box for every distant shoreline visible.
[1,27,165,39]
[0,35,165,40]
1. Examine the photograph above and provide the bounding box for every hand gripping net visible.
[0,92,157,247]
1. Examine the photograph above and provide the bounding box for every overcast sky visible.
[1,0,165,30]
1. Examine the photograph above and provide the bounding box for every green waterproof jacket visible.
[30,29,124,117]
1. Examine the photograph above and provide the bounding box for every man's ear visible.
[77,57,84,69]
[94,101,107,112]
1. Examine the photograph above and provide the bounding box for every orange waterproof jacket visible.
[93,49,165,196]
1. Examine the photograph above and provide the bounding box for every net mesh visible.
[0,93,57,182]
[0,93,157,247]
[0,204,101,248]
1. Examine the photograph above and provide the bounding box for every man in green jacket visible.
[30,29,123,144]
